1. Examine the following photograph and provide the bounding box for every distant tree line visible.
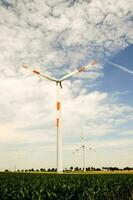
[4,166,133,172]
[101,167,133,171]
[66,166,133,171]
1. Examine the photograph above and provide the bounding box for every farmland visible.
[0,172,133,199]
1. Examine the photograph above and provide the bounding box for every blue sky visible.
[0,0,132,170]
[102,45,133,104]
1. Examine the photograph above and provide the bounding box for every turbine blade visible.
[106,61,133,75]
[84,145,95,151]
[81,133,84,144]
[60,60,97,81]
[74,146,83,152]
[22,65,58,82]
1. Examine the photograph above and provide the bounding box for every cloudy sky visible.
[0,0,133,170]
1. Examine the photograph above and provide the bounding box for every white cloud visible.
[0,0,132,71]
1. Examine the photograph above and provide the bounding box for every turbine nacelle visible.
[56,81,62,89]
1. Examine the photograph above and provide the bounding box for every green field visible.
[0,172,133,200]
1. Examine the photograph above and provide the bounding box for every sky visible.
[0,0,133,170]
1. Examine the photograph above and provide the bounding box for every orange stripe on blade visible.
[33,70,40,74]
[56,118,59,127]
[79,67,85,72]
[57,102,61,110]
[91,60,97,65]
[22,65,28,69]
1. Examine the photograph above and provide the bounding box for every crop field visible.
[0,172,133,200]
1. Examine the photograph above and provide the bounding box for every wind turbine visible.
[22,60,97,173]
[73,133,95,172]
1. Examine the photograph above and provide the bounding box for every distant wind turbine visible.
[73,133,95,172]
[22,61,97,173]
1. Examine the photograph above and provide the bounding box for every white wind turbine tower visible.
[73,133,95,172]
[22,60,97,173]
